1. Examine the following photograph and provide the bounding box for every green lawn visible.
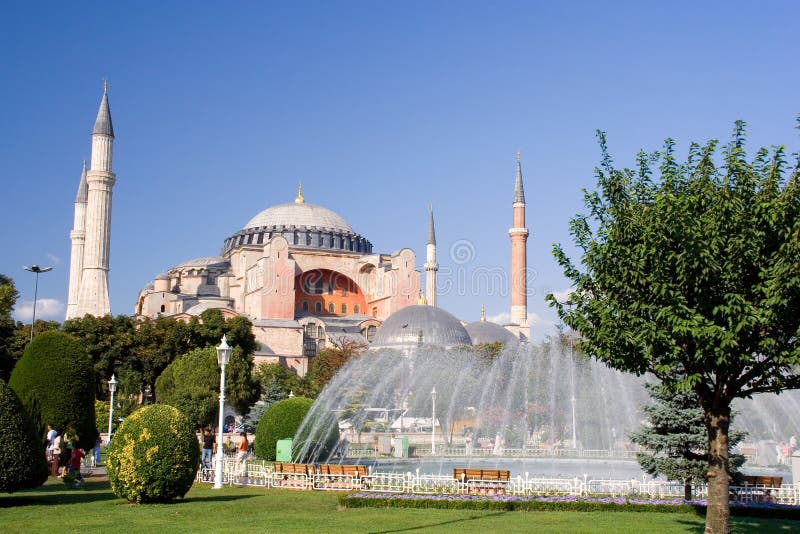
[1,478,797,533]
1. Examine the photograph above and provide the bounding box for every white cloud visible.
[528,312,559,341]
[486,311,510,325]
[551,287,576,304]
[13,299,66,322]
[46,253,61,266]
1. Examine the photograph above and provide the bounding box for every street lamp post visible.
[431,386,437,455]
[214,335,232,490]
[107,374,117,444]
[23,265,52,343]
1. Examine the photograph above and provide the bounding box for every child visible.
[69,447,85,484]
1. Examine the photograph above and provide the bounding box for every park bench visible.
[313,464,364,490]
[272,462,315,490]
[453,468,511,495]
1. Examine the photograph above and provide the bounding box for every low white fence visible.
[195,462,800,505]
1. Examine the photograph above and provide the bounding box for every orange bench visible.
[453,468,511,495]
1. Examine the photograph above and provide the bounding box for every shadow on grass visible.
[0,479,117,508]
[368,511,508,533]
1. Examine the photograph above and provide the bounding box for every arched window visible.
[302,301,309,312]
[328,303,335,314]
[317,326,324,338]
[354,304,360,314]
[372,307,378,317]
[341,303,347,314]
[306,323,315,336]
[315,302,322,313]
[366,325,377,343]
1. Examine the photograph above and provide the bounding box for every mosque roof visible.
[244,202,354,233]
[175,256,229,269]
[370,305,472,350]
[464,320,519,346]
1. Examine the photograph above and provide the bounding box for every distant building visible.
[65,88,531,375]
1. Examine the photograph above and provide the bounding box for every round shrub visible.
[9,331,95,449]
[106,404,200,503]
[0,379,48,492]
[254,397,338,462]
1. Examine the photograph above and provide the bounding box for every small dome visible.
[465,321,519,346]
[371,305,472,350]
[244,202,353,233]
[154,272,169,280]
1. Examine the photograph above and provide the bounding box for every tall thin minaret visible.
[424,204,438,306]
[66,161,88,319]
[76,82,115,317]
[509,151,529,338]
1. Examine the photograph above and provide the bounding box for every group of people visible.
[776,434,798,465]
[201,429,250,474]
[44,425,100,484]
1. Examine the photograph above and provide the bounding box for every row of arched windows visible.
[301,301,359,315]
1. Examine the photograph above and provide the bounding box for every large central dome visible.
[244,202,353,233]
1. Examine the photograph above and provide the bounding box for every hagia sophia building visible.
[66,86,531,376]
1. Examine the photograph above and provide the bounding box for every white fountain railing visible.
[355,445,639,460]
[195,464,800,506]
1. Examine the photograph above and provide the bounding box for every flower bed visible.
[338,492,800,520]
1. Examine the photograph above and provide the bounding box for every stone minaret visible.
[424,204,438,306]
[66,161,88,319]
[509,152,529,338]
[76,82,115,317]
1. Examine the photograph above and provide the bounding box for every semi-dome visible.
[244,202,353,233]
[465,321,519,346]
[371,305,472,350]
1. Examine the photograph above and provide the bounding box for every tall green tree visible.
[155,346,260,430]
[0,275,19,382]
[630,382,745,500]
[304,338,366,396]
[548,121,800,534]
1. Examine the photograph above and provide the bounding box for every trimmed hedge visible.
[9,331,95,449]
[255,397,314,461]
[254,397,338,462]
[338,493,800,520]
[106,404,200,503]
[0,379,48,492]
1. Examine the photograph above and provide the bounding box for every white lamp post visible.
[107,374,117,444]
[214,335,232,489]
[431,386,437,455]
[23,265,52,343]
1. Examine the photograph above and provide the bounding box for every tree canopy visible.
[0,275,19,382]
[155,346,260,430]
[548,120,800,533]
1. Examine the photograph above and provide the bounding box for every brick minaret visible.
[76,82,115,317]
[66,161,88,319]
[508,151,529,339]
[424,204,438,306]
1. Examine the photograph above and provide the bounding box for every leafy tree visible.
[0,379,48,492]
[5,320,60,380]
[305,338,366,396]
[155,346,259,430]
[63,314,137,398]
[9,331,96,449]
[548,121,800,533]
[631,382,745,500]
[0,275,19,382]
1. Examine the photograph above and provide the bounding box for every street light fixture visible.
[214,335,232,490]
[22,265,53,343]
[107,374,117,444]
[431,386,437,455]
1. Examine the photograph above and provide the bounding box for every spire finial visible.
[427,203,436,245]
[103,79,108,93]
[514,151,525,203]
[417,290,428,305]
[83,159,86,170]
[480,304,486,322]
[517,150,521,162]
[295,181,304,203]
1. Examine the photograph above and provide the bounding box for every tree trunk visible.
[704,404,731,534]
[684,481,692,501]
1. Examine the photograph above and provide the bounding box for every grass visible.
[1,478,798,533]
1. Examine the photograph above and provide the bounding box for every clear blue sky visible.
[1,1,798,338]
